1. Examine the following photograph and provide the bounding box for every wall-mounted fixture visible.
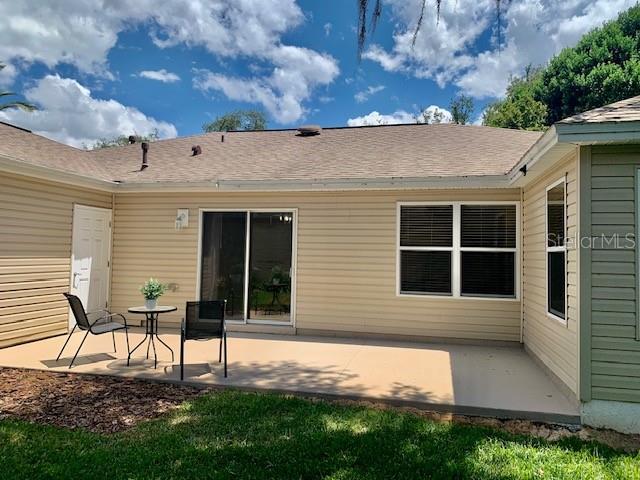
[175,209,189,230]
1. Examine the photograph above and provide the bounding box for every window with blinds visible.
[399,205,453,295]
[460,205,517,298]
[546,179,566,321]
[398,202,518,299]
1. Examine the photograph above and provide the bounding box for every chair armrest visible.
[87,311,128,329]
[106,312,128,328]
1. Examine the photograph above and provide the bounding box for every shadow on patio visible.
[0,329,580,423]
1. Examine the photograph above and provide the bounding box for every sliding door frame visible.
[196,208,298,327]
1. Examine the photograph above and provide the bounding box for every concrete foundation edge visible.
[581,399,640,434]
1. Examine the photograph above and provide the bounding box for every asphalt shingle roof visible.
[0,121,543,185]
[559,95,640,124]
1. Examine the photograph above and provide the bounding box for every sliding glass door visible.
[199,212,246,320]
[200,210,295,324]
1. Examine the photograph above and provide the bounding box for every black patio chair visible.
[57,293,130,368]
[181,300,227,380]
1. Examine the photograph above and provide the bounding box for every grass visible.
[0,390,638,479]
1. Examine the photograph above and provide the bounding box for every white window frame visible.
[196,208,298,327]
[545,177,568,325]
[396,201,520,300]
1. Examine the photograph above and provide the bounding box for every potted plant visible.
[140,278,166,310]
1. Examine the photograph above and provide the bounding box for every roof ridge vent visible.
[297,125,321,136]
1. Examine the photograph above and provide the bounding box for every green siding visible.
[589,145,640,403]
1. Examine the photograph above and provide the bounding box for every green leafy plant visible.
[140,278,166,300]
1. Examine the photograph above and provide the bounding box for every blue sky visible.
[0,1,636,147]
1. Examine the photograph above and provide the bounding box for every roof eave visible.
[114,175,512,193]
[555,120,640,144]
[0,154,116,192]
[508,120,640,188]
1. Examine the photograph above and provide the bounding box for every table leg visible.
[127,311,175,368]
[155,333,174,362]
[127,319,150,366]
[151,333,157,369]
[154,311,175,362]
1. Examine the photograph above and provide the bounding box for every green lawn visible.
[0,390,638,479]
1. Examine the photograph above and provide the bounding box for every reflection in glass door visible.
[200,212,246,320]
[199,210,295,324]
[248,213,293,323]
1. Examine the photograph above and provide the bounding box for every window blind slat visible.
[400,251,451,295]
[461,251,515,297]
[461,205,516,248]
[400,205,453,247]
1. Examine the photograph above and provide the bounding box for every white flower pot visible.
[145,298,157,310]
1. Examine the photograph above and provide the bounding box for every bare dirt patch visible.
[0,367,207,433]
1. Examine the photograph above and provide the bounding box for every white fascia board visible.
[114,174,511,193]
[555,121,640,144]
[0,154,116,192]
[507,126,558,185]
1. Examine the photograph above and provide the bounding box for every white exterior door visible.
[70,205,112,328]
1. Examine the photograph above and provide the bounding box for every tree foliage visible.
[539,5,640,124]
[203,110,266,132]
[91,130,159,149]
[414,107,446,124]
[485,5,640,130]
[483,68,548,131]
[0,63,36,112]
[449,94,474,125]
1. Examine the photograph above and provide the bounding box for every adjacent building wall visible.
[586,145,640,403]
[522,151,579,396]
[110,188,522,342]
[0,172,112,347]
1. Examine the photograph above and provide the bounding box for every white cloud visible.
[364,0,636,98]
[0,75,176,148]
[138,69,180,83]
[0,1,339,123]
[193,44,339,123]
[354,85,385,103]
[0,62,17,87]
[324,22,332,36]
[319,95,334,104]
[347,105,452,126]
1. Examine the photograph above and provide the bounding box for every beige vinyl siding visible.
[589,145,640,403]
[0,171,112,347]
[111,188,522,341]
[522,151,579,396]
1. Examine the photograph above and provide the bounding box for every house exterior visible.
[2,95,640,432]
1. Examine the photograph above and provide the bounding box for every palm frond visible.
[370,0,382,34]
[357,0,369,60]
[412,0,429,47]
[357,0,504,59]
[0,101,37,112]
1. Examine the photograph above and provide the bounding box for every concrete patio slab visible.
[0,329,580,424]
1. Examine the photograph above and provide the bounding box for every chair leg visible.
[218,336,223,363]
[69,330,90,369]
[223,331,227,378]
[112,331,117,353]
[125,328,131,358]
[56,325,77,361]
[180,321,185,381]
